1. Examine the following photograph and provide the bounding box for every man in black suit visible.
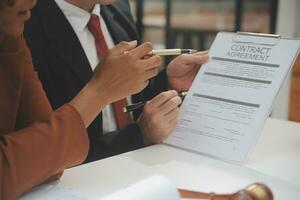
[24,0,208,163]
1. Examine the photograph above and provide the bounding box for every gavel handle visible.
[179,189,215,199]
[178,182,273,200]
[178,189,263,200]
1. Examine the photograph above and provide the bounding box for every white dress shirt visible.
[55,0,131,133]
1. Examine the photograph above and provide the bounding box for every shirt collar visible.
[55,0,101,33]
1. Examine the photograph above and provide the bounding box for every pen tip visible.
[179,91,188,98]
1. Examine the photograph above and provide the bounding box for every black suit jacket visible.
[24,0,168,163]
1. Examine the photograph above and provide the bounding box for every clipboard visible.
[164,31,300,163]
[233,32,281,46]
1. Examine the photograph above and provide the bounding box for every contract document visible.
[165,32,300,162]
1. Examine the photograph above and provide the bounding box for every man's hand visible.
[138,90,182,145]
[167,51,209,91]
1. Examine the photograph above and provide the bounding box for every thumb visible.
[181,53,209,65]
[110,40,138,56]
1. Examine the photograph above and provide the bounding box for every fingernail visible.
[197,50,209,54]
[129,40,137,45]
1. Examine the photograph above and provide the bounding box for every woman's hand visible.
[90,41,162,103]
[70,41,162,127]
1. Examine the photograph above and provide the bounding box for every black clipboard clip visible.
[233,32,281,46]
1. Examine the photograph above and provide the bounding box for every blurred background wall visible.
[272,0,299,120]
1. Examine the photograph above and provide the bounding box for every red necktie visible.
[88,14,132,129]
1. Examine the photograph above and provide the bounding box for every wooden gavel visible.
[178,183,273,200]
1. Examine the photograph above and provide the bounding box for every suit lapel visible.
[37,0,93,84]
[101,4,140,44]
[37,0,139,86]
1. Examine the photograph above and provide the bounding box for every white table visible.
[22,118,300,199]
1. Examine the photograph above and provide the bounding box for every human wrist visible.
[69,81,111,127]
[137,118,152,146]
[85,80,111,105]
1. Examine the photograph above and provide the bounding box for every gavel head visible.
[230,183,274,200]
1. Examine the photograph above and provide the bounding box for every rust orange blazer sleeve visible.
[0,37,89,200]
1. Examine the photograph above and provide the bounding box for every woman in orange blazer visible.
[0,0,162,199]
